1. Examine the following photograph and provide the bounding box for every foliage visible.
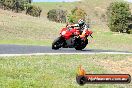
[127,29,132,34]
[0,0,41,17]
[26,4,42,17]
[0,0,28,11]
[47,9,67,23]
[107,2,131,33]
[68,7,87,23]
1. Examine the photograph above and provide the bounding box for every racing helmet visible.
[78,19,85,26]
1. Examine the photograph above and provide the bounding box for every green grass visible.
[88,26,132,51]
[0,55,132,88]
[0,39,52,46]
[0,1,132,52]
[33,2,77,16]
[0,9,64,45]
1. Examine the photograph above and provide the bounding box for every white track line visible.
[0,52,132,57]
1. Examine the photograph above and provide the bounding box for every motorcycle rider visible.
[67,19,89,38]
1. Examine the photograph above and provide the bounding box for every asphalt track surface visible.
[0,44,132,56]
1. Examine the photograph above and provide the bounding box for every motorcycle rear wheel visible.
[75,39,88,50]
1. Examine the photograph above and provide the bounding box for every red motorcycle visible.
[52,27,93,50]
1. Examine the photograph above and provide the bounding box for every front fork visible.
[59,36,67,47]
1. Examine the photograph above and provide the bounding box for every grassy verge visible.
[88,25,132,52]
[33,2,77,17]
[0,2,132,52]
[0,39,52,46]
[0,55,132,88]
[0,9,64,46]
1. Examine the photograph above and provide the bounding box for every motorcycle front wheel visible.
[52,37,63,50]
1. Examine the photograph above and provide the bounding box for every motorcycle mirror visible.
[90,35,93,38]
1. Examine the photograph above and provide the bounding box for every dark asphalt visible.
[0,44,132,54]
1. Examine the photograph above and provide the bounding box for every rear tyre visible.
[52,37,63,50]
[75,39,88,50]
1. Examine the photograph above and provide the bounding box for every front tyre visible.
[52,37,63,50]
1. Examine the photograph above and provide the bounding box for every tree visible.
[28,0,32,3]
[68,7,87,23]
[107,2,131,33]
[26,4,42,17]
[0,0,5,8]
[47,9,67,23]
